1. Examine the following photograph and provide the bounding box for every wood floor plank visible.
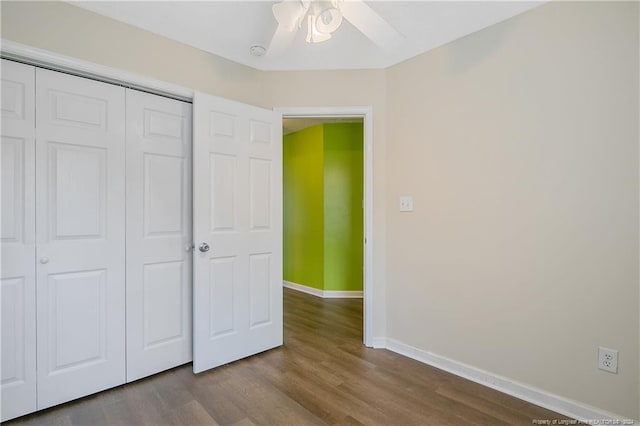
[5,288,569,425]
[120,382,169,426]
[249,357,389,425]
[169,400,220,426]
[200,381,257,425]
[229,418,256,426]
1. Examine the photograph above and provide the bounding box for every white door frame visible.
[276,107,374,348]
[1,40,194,102]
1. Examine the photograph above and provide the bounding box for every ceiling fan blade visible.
[268,1,309,56]
[272,0,307,31]
[339,0,404,51]
[267,24,298,57]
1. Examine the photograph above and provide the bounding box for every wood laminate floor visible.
[6,288,568,425]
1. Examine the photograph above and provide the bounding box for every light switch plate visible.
[399,196,413,212]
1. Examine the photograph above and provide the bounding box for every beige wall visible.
[2,0,639,419]
[1,1,264,106]
[386,1,639,418]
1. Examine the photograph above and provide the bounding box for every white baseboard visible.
[323,290,364,299]
[283,281,324,297]
[370,337,387,349]
[283,281,363,299]
[384,338,633,424]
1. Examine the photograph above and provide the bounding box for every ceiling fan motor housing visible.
[306,0,343,43]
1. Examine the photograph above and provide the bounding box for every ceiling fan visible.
[268,0,404,56]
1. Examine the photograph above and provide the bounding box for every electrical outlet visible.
[598,347,618,373]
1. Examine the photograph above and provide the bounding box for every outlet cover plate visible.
[598,347,618,373]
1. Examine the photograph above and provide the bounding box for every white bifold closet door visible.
[125,89,193,382]
[1,57,283,421]
[192,93,283,373]
[1,60,37,421]
[34,68,126,410]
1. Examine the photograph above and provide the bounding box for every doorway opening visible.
[278,107,374,347]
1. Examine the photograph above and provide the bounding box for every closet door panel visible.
[125,89,192,382]
[1,59,36,422]
[35,68,126,410]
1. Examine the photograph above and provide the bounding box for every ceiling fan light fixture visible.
[268,0,404,55]
[305,0,342,43]
[315,7,342,34]
[306,14,332,43]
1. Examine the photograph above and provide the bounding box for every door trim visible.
[1,40,194,102]
[276,106,374,348]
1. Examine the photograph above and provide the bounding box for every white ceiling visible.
[70,1,543,71]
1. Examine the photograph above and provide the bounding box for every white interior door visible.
[193,93,282,373]
[1,59,37,422]
[125,89,192,382]
[35,68,126,409]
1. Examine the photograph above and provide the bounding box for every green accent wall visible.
[283,123,364,292]
[323,124,364,291]
[283,125,325,290]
